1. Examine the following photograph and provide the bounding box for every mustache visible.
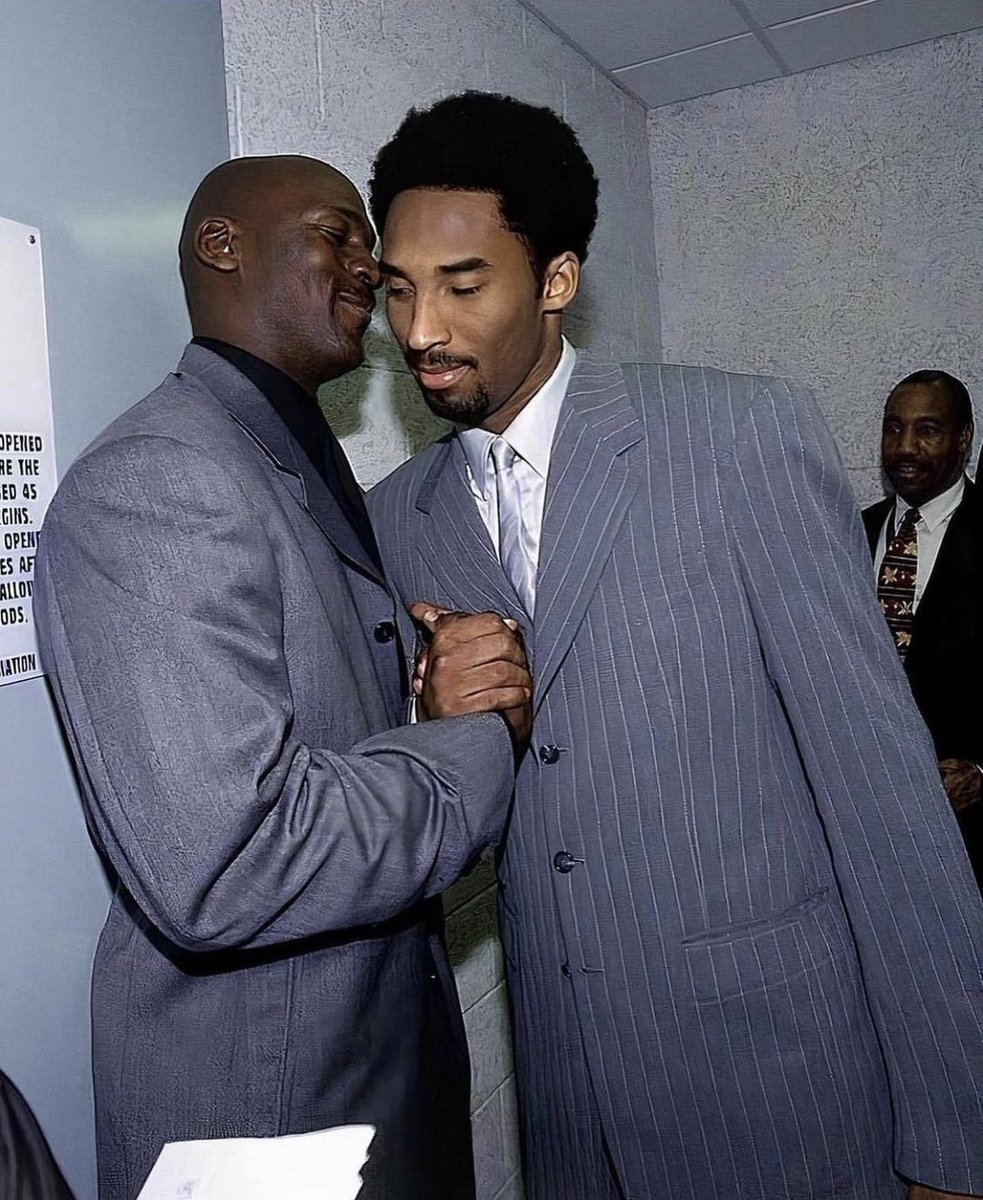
[408,351,477,372]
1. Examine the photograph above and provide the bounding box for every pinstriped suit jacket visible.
[369,356,983,1200]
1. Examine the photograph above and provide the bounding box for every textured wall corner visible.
[647,30,983,506]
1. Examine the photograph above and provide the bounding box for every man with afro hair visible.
[368,92,983,1200]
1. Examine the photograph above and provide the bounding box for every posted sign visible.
[0,216,57,686]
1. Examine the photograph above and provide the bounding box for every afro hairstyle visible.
[369,91,599,277]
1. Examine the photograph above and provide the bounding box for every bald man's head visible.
[179,155,380,394]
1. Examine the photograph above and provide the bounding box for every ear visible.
[194,217,240,273]
[959,422,974,460]
[541,251,580,313]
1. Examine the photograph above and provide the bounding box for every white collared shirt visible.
[873,475,966,612]
[457,338,576,565]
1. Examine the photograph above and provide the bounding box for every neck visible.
[480,327,564,436]
[193,324,324,397]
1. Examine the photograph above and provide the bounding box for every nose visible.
[347,247,380,290]
[897,425,918,455]
[404,292,449,353]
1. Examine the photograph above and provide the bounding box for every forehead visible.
[885,383,957,424]
[263,166,369,227]
[382,188,521,263]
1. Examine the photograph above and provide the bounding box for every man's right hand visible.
[409,603,533,755]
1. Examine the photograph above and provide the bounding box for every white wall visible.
[647,30,983,505]
[220,3,660,1196]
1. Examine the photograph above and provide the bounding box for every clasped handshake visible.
[409,603,533,753]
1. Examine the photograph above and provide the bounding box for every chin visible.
[422,386,491,426]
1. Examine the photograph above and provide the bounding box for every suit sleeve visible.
[724,377,983,1194]
[34,434,514,954]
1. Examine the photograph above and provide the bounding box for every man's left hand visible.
[938,758,983,813]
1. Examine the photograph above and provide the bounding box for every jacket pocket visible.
[682,888,850,1004]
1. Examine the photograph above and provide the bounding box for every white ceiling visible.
[518,0,983,107]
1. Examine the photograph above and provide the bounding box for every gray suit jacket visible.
[34,345,514,1200]
[369,356,983,1200]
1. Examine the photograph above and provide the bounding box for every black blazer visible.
[863,477,983,884]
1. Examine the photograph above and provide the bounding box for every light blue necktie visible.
[490,436,536,616]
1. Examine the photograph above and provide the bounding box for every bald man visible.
[33,156,530,1200]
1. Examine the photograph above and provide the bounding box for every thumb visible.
[409,601,455,631]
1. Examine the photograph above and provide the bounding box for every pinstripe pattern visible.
[369,357,983,1200]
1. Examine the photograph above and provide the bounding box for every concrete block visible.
[492,1168,526,1200]
[466,981,515,1110]
[472,1086,508,1200]
[446,881,505,1012]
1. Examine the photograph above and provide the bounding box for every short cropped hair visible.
[370,91,599,276]
[889,369,974,429]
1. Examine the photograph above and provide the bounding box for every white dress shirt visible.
[873,475,965,613]
[457,338,576,571]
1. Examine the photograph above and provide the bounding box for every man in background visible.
[864,368,982,888]
[368,91,983,1200]
[33,154,530,1200]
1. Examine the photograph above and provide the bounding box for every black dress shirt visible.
[192,337,381,571]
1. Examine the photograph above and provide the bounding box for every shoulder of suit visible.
[608,357,819,450]
[611,357,795,411]
[58,365,268,494]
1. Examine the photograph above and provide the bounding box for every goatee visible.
[423,383,492,426]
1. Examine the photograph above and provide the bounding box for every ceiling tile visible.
[520,0,748,69]
[769,0,983,73]
[742,0,863,25]
[614,33,782,107]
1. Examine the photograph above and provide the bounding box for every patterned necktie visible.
[490,437,537,615]
[877,506,920,660]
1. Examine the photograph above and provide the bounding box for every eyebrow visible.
[379,256,491,278]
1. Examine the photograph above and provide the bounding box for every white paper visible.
[136,1124,374,1200]
[0,215,57,686]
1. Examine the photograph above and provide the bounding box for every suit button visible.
[539,744,561,765]
[560,962,572,979]
[373,620,396,644]
[553,851,579,874]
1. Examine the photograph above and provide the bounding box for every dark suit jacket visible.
[371,357,983,1200]
[863,478,983,886]
[33,345,515,1200]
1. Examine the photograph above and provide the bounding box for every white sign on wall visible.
[0,216,57,686]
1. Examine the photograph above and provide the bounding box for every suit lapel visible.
[863,497,892,557]
[177,344,384,585]
[913,480,978,632]
[533,357,643,708]
[416,437,529,628]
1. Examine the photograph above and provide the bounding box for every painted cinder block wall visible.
[219,3,661,1197]
[647,29,983,506]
